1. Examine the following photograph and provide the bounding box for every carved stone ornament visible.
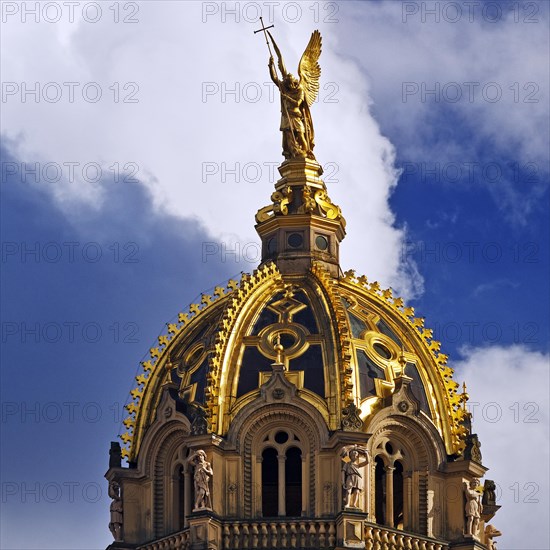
[190,404,210,436]
[397,401,409,413]
[341,402,363,431]
[272,388,285,400]
[109,441,122,469]
[484,524,502,550]
[464,433,482,463]
[482,479,497,506]
[108,480,123,541]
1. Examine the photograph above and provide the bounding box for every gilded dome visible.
[122,260,467,463]
[110,31,501,550]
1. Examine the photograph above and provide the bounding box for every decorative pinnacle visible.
[161,353,175,386]
[273,333,285,367]
[461,381,470,411]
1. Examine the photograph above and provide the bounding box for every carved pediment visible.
[390,374,421,416]
[259,364,298,404]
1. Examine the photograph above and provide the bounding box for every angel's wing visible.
[298,30,322,106]
[267,30,287,77]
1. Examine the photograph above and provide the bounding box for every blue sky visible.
[1,1,549,549]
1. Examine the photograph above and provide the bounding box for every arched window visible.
[374,440,407,530]
[374,456,386,524]
[259,430,304,517]
[285,447,302,516]
[262,448,278,517]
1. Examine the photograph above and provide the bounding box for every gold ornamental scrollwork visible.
[255,186,293,223]
[314,189,345,224]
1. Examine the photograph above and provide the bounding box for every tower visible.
[105,29,501,550]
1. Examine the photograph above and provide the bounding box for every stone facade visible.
[105,31,501,550]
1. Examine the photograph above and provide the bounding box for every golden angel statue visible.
[267,30,322,160]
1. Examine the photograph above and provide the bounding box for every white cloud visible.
[339,1,549,162]
[336,1,549,224]
[452,344,550,550]
[1,1,420,297]
[2,1,548,291]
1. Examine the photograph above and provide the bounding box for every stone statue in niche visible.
[463,478,483,538]
[341,445,369,509]
[482,479,497,506]
[108,480,123,541]
[484,524,502,550]
[187,449,213,510]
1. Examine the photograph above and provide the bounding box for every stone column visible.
[184,466,191,528]
[278,454,286,516]
[255,455,263,517]
[301,454,308,515]
[403,470,413,531]
[385,466,395,528]
[427,487,435,537]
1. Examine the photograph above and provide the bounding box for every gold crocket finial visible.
[162,353,174,386]
[255,23,322,160]
[274,333,285,366]
[461,381,469,411]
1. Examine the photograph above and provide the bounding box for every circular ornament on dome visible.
[398,401,409,412]
[373,342,392,359]
[360,331,402,372]
[258,323,309,361]
[287,233,303,249]
[315,235,329,251]
[185,343,205,367]
[267,237,277,254]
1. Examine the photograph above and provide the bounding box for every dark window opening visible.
[189,360,208,404]
[407,362,432,418]
[274,431,289,444]
[393,461,404,529]
[292,290,319,333]
[173,465,185,531]
[285,447,302,517]
[357,350,385,399]
[373,342,392,360]
[262,448,278,517]
[375,456,386,525]
[279,332,296,348]
[237,347,273,397]
[348,312,366,338]
[376,319,402,346]
[290,344,325,396]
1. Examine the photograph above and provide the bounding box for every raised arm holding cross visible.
[254,21,322,160]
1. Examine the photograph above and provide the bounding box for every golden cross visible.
[254,16,275,57]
